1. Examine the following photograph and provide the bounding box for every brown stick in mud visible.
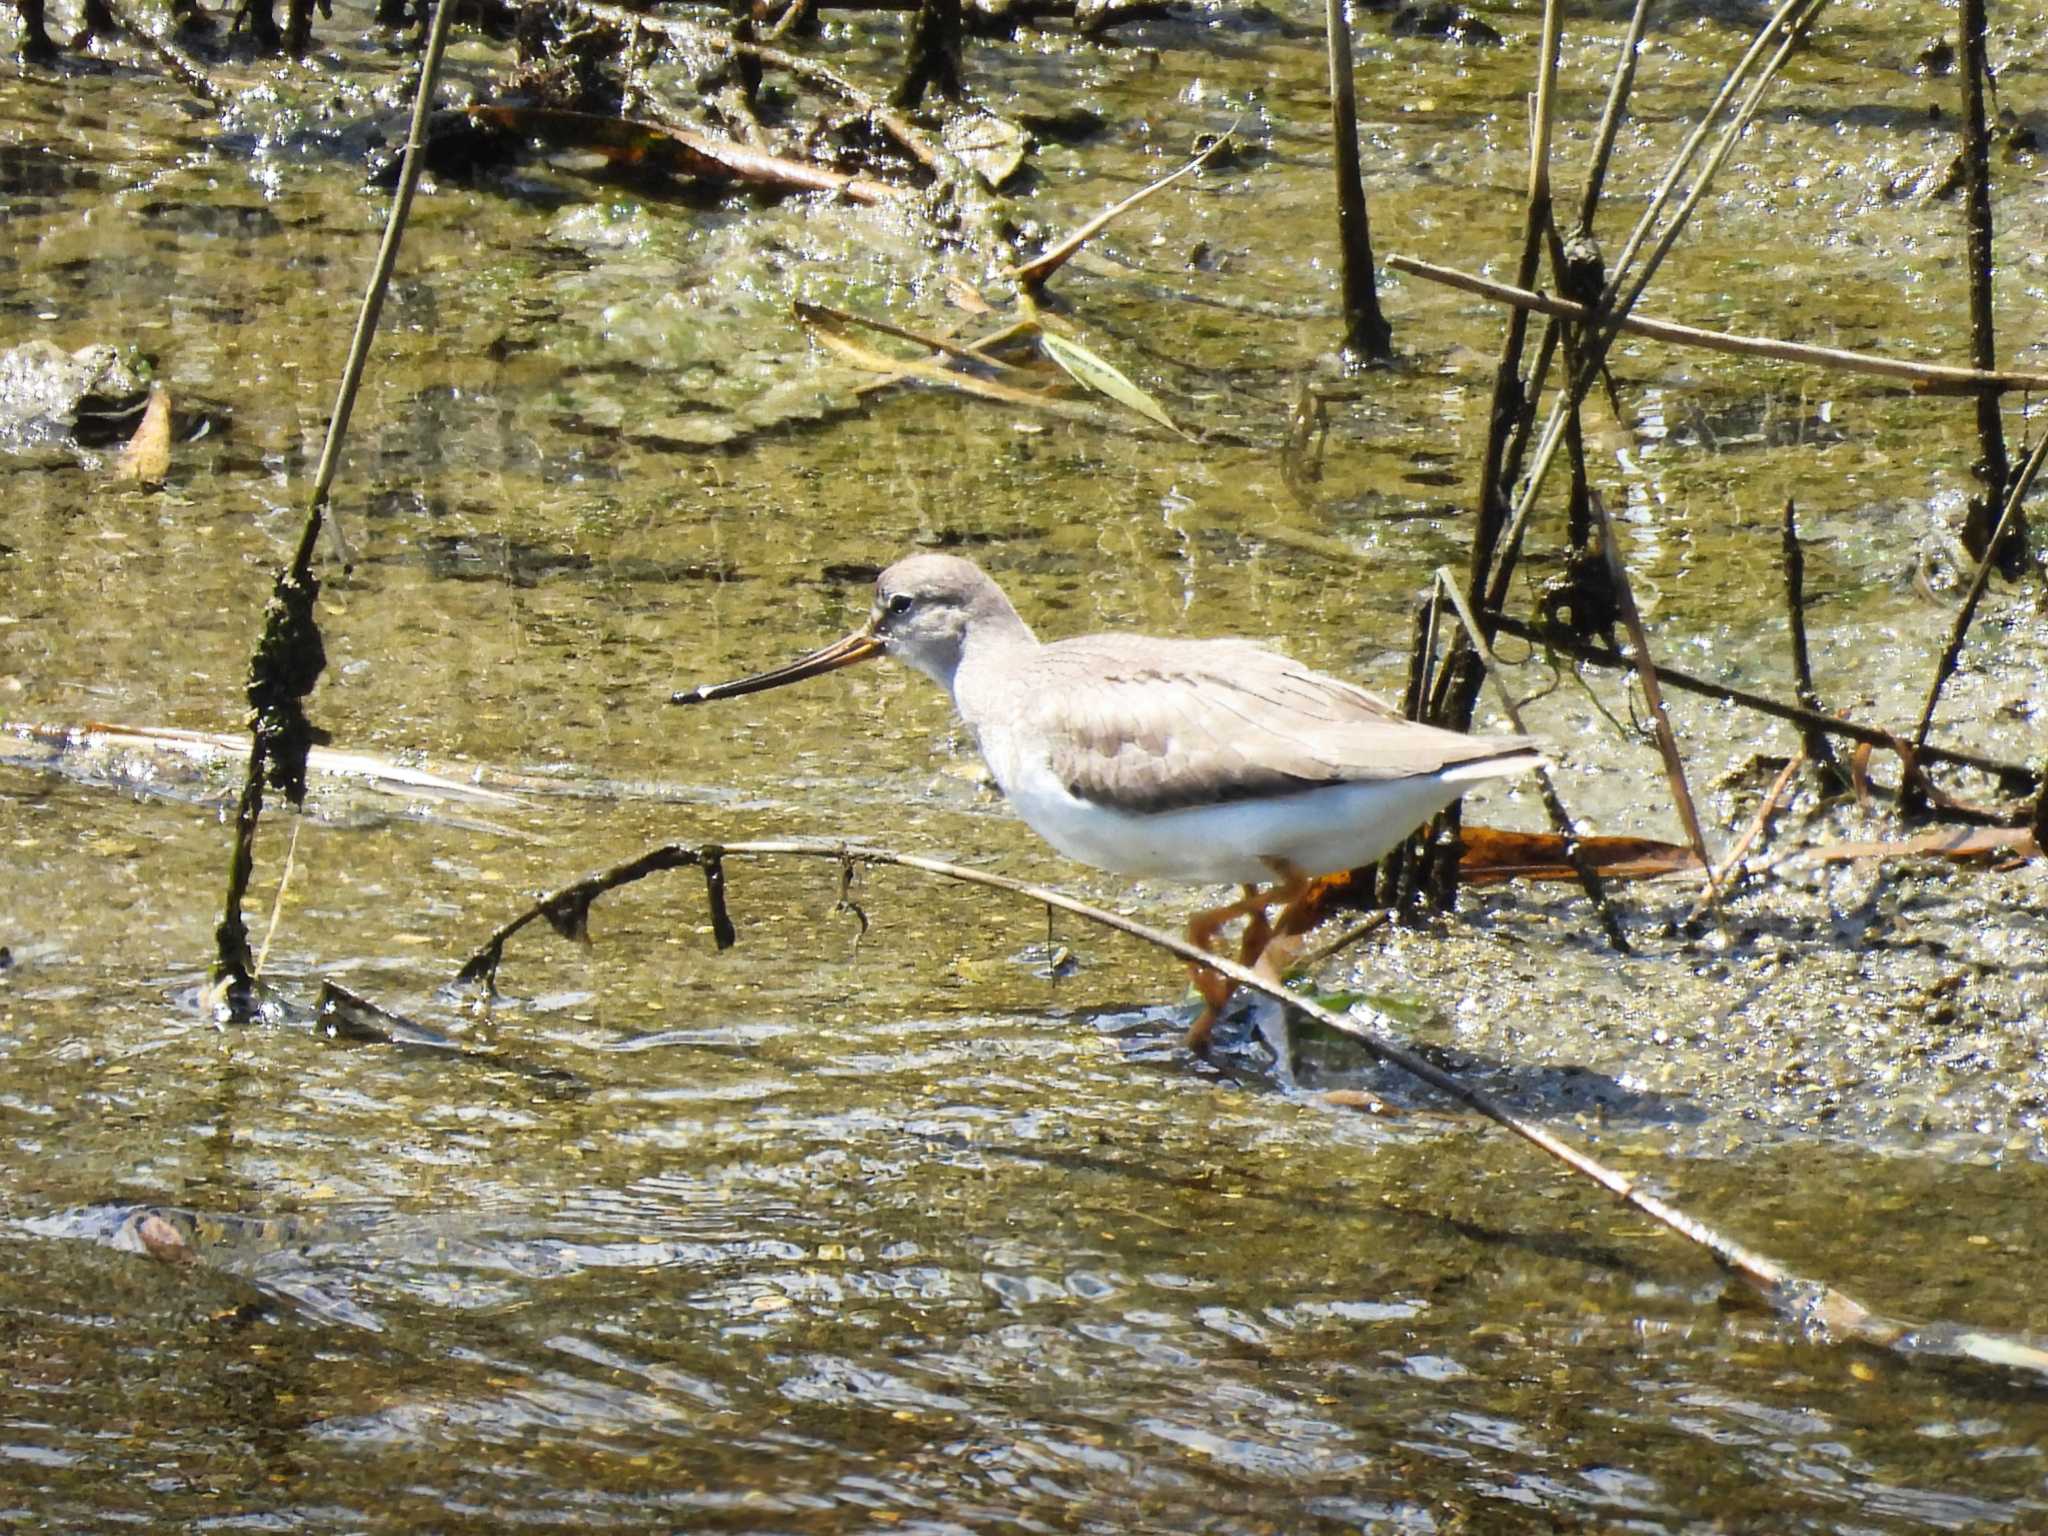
[1590,496,1722,916]
[893,0,964,107]
[1778,499,1847,795]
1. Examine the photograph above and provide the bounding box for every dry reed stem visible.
[1385,256,2048,395]
[1489,614,2036,793]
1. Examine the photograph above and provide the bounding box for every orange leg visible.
[1246,868,1311,987]
[1183,883,1271,1054]
[1180,866,1312,1053]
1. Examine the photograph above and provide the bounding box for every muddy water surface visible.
[3,0,2047,1529]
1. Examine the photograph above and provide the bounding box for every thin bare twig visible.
[1575,0,1652,232]
[1779,499,1847,793]
[1592,495,1720,912]
[1684,752,1803,924]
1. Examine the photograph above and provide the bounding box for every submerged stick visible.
[458,835,2048,1378]
[208,0,458,1018]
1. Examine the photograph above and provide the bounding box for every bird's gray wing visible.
[1023,637,1535,816]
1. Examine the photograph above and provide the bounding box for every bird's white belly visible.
[998,764,1481,885]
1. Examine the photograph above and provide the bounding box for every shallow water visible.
[4,0,2048,1528]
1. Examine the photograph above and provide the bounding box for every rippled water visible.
[4,0,2047,1528]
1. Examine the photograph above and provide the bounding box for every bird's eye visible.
[887,593,914,616]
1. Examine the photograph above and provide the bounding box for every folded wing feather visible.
[1021,637,1534,816]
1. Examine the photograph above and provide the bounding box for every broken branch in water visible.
[1009,135,1230,289]
[455,833,2048,1380]
[564,0,950,179]
[465,105,907,204]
